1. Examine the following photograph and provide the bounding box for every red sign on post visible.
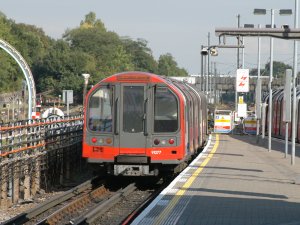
[236,69,249,92]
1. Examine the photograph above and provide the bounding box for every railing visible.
[0,115,83,209]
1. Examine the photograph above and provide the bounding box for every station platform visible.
[132,134,300,225]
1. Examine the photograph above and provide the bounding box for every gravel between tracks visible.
[92,189,153,225]
[0,191,63,223]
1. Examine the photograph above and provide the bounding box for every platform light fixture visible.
[279,9,293,15]
[244,24,255,28]
[254,9,266,15]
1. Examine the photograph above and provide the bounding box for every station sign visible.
[239,96,244,104]
[237,103,247,118]
[214,110,233,133]
[236,69,249,92]
[62,90,73,104]
[244,116,257,135]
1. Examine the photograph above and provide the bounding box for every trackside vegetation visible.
[0,12,188,103]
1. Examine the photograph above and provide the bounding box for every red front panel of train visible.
[82,143,185,161]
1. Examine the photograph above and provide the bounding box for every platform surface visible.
[132,134,300,225]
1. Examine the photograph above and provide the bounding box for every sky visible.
[0,0,298,75]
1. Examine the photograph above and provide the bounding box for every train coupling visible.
[110,164,159,176]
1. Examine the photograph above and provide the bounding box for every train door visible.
[119,84,148,154]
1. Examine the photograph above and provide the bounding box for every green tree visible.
[0,11,188,102]
[0,15,26,92]
[63,12,135,81]
[80,12,106,31]
[250,61,292,78]
[265,61,292,78]
[34,40,97,97]
[157,53,188,76]
[122,37,158,73]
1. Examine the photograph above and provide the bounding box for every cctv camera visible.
[282,24,289,30]
[201,48,208,55]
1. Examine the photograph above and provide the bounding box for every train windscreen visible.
[123,86,144,133]
[154,87,178,132]
[88,86,113,132]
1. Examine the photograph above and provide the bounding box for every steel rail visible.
[71,183,137,225]
[2,177,99,225]
[38,184,109,225]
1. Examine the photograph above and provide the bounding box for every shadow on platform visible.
[171,194,300,225]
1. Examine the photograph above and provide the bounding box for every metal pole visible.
[205,55,208,95]
[237,14,240,69]
[67,101,70,116]
[82,73,90,107]
[292,0,298,165]
[83,81,88,106]
[268,9,274,152]
[236,14,241,112]
[201,45,204,91]
[208,32,210,102]
[242,37,245,69]
[214,62,217,104]
[262,103,266,138]
[256,26,261,143]
[286,122,289,158]
[210,61,213,102]
[12,96,15,121]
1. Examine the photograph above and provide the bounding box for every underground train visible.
[264,87,300,142]
[82,71,208,176]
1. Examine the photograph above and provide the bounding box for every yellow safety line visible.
[153,134,219,225]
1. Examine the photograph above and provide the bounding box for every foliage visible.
[0,11,188,103]
[157,53,188,76]
[121,37,158,73]
[249,61,292,78]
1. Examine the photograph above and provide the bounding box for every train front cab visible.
[83,73,208,176]
[83,73,190,176]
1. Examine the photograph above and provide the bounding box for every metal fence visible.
[0,115,83,209]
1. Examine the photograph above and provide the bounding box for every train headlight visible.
[161,140,166,145]
[154,139,160,145]
[106,138,112,144]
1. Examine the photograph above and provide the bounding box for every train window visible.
[123,86,144,133]
[154,87,178,132]
[88,86,113,132]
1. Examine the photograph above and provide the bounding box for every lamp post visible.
[82,73,90,106]
[292,0,298,165]
[58,94,61,108]
[201,47,209,94]
[257,24,262,143]
[201,45,205,92]
[254,8,292,152]
[208,32,211,103]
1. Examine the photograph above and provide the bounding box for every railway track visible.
[2,177,102,225]
[3,176,169,225]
